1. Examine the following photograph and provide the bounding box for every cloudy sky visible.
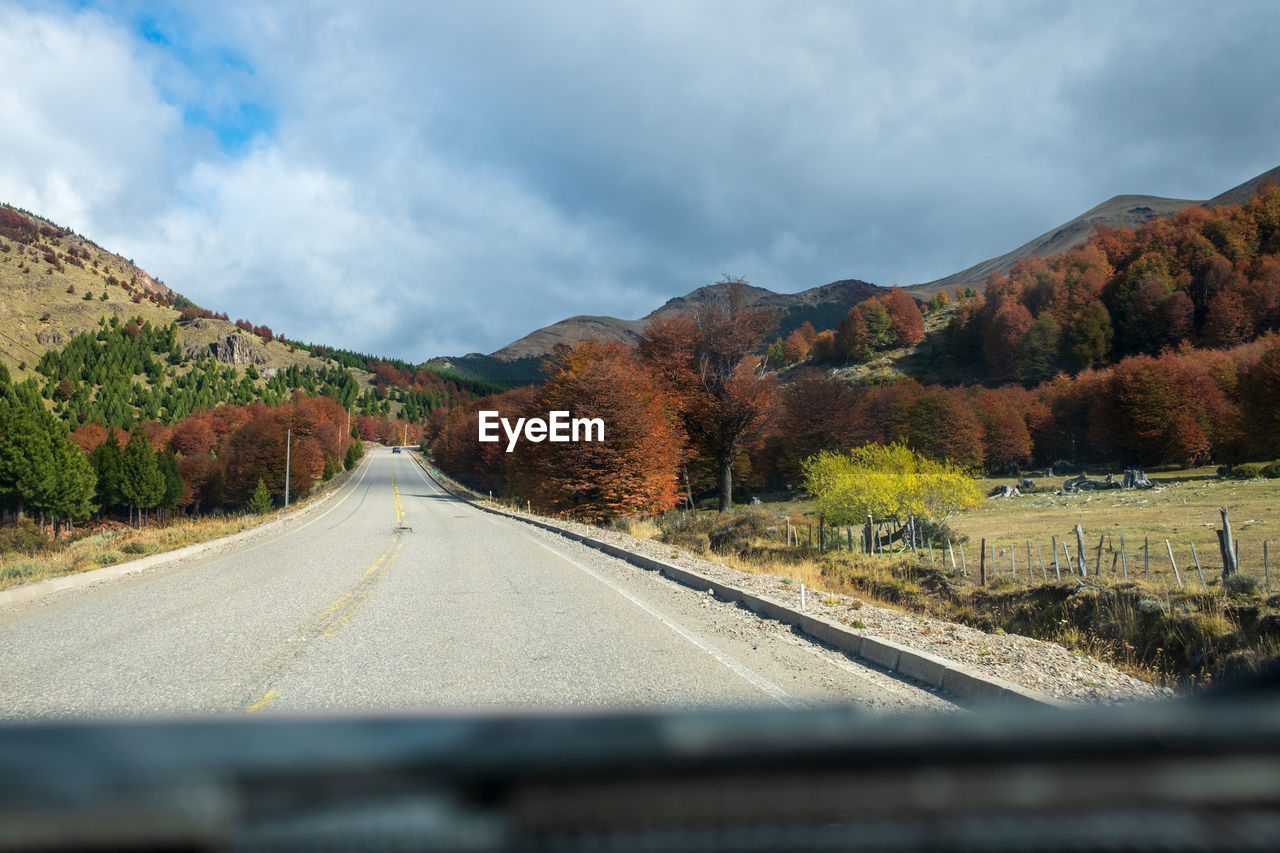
[1,1,1277,360]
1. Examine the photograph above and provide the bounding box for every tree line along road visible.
[0,448,956,717]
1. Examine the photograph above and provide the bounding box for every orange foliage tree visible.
[506,340,683,520]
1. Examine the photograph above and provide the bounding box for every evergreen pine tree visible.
[50,437,97,529]
[89,431,124,514]
[120,427,164,525]
[344,440,363,470]
[247,478,273,515]
[0,406,56,519]
[157,450,184,513]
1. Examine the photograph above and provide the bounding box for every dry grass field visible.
[960,469,1278,594]
[603,467,1280,688]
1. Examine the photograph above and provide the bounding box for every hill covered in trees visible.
[939,181,1280,384]
[0,202,507,527]
[431,183,1280,519]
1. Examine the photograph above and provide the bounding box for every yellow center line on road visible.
[245,689,278,713]
[303,537,402,640]
[392,462,406,527]
[236,456,408,713]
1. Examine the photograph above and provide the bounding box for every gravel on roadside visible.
[503,509,1173,706]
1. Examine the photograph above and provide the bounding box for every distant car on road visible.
[392,446,401,454]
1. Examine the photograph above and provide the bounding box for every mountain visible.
[467,166,1280,384]
[0,203,379,397]
[906,164,1280,300]
[483,278,884,370]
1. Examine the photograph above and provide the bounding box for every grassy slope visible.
[0,224,376,396]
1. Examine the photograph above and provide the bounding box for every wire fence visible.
[785,512,1273,595]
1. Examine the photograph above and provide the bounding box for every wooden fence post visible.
[1265,541,1271,595]
[948,541,957,572]
[1036,541,1047,581]
[1165,539,1183,589]
[1191,542,1207,591]
[1119,535,1128,580]
[1218,507,1239,582]
[1075,524,1087,577]
[1063,540,1074,576]
[959,543,968,577]
[1144,536,1150,578]
[1051,535,1060,580]
[980,538,987,586]
[1095,534,1105,576]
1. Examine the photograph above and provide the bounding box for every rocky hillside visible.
[0,204,374,389]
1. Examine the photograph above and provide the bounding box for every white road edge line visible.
[522,535,800,709]
[225,448,378,558]
[402,456,798,706]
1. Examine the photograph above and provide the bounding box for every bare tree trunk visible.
[716,454,733,512]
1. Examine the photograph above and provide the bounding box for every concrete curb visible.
[0,455,369,610]
[412,454,1061,708]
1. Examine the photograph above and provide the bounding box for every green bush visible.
[1260,461,1280,479]
[0,561,42,581]
[1228,463,1264,480]
[344,441,364,470]
[121,541,159,555]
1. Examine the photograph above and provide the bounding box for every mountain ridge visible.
[487,278,884,364]
[477,165,1280,376]
[906,164,1280,299]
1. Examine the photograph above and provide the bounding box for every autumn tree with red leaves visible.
[770,371,870,486]
[431,388,537,496]
[639,277,778,511]
[883,286,925,346]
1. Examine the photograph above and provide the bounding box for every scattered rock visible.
[186,333,268,365]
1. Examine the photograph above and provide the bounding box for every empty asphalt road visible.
[0,449,955,718]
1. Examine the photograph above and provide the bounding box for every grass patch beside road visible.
[0,458,361,593]
[0,515,259,591]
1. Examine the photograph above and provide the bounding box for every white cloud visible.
[1,0,1276,359]
[0,3,187,231]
